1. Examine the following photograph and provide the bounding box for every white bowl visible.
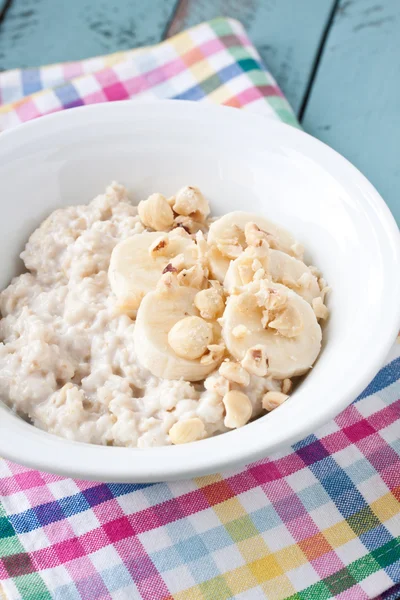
[0,101,399,482]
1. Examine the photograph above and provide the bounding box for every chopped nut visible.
[219,360,250,386]
[168,316,213,360]
[244,222,269,247]
[223,390,252,428]
[200,343,225,366]
[216,240,243,259]
[309,265,321,278]
[138,193,174,231]
[262,391,288,411]
[290,242,305,260]
[162,263,177,274]
[256,283,288,311]
[241,345,269,377]
[173,215,203,235]
[232,325,249,339]
[194,288,225,320]
[170,253,186,271]
[312,297,329,320]
[238,263,254,285]
[172,186,210,221]
[297,271,314,288]
[166,195,176,207]
[261,309,270,328]
[204,373,230,395]
[169,418,206,444]
[177,264,207,289]
[149,234,169,258]
[281,378,293,395]
[268,304,303,337]
[195,231,209,260]
[156,271,179,295]
[320,286,330,302]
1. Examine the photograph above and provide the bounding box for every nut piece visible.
[204,374,230,395]
[223,390,252,429]
[138,193,174,231]
[172,186,210,221]
[168,316,213,360]
[268,304,303,338]
[232,325,250,339]
[149,234,169,258]
[194,288,225,320]
[281,378,293,395]
[262,391,289,412]
[177,264,207,289]
[219,360,250,386]
[200,343,225,366]
[169,418,206,444]
[256,284,288,311]
[244,222,269,247]
[241,345,269,377]
[290,242,305,260]
[216,240,243,259]
[312,297,329,320]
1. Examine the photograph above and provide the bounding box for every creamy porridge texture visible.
[0,183,329,447]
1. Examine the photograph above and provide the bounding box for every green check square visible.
[372,538,400,568]
[347,507,380,536]
[15,574,52,600]
[348,553,380,580]
[325,568,357,596]
[225,515,259,543]
[0,516,15,539]
[299,582,332,600]
[199,575,232,600]
[0,535,23,557]
[210,18,234,37]
[200,73,223,95]
[228,46,252,62]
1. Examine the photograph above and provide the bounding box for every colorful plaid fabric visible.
[0,17,399,600]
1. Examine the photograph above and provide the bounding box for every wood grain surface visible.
[0,0,177,70]
[303,0,400,222]
[165,0,336,114]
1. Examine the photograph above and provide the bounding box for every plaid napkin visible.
[0,17,399,600]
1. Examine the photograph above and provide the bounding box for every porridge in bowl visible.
[0,183,329,447]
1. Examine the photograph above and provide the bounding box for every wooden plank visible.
[303,0,400,224]
[165,0,336,115]
[0,0,178,71]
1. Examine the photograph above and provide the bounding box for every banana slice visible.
[224,246,321,304]
[108,231,197,313]
[207,211,302,282]
[222,280,321,379]
[134,281,224,381]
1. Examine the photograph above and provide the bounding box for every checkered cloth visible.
[0,17,399,600]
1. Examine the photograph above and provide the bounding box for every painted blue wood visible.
[166,0,336,115]
[0,0,177,71]
[303,0,400,224]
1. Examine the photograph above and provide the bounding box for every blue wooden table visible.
[0,0,398,223]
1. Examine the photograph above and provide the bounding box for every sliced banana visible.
[207,211,302,281]
[108,231,197,313]
[224,246,321,304]
[134,282,223,381]
[222,280,321,379]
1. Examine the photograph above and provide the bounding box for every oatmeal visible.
[0,183,329,447]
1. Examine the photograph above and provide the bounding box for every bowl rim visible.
[0,99,399,482]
